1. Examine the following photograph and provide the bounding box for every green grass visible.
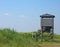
[0,28,60,47]
[0,28,41,47]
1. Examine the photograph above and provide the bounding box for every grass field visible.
[0,28,60,47]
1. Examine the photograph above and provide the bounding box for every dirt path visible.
[41,43,60,47]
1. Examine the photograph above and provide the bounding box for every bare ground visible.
[41,43,60,47]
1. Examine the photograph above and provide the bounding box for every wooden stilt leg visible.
[41,27,43,42]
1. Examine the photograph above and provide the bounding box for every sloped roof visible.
[40,13,55,18]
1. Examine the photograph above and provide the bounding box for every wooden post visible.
[52,28,54,40]
[41,26,43,42]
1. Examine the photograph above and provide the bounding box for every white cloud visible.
[4,13,9,16]
[20,15,26,18]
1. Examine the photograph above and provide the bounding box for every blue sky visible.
[0,0,60,34]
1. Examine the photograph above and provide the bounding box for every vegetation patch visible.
[0,28,60,47]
